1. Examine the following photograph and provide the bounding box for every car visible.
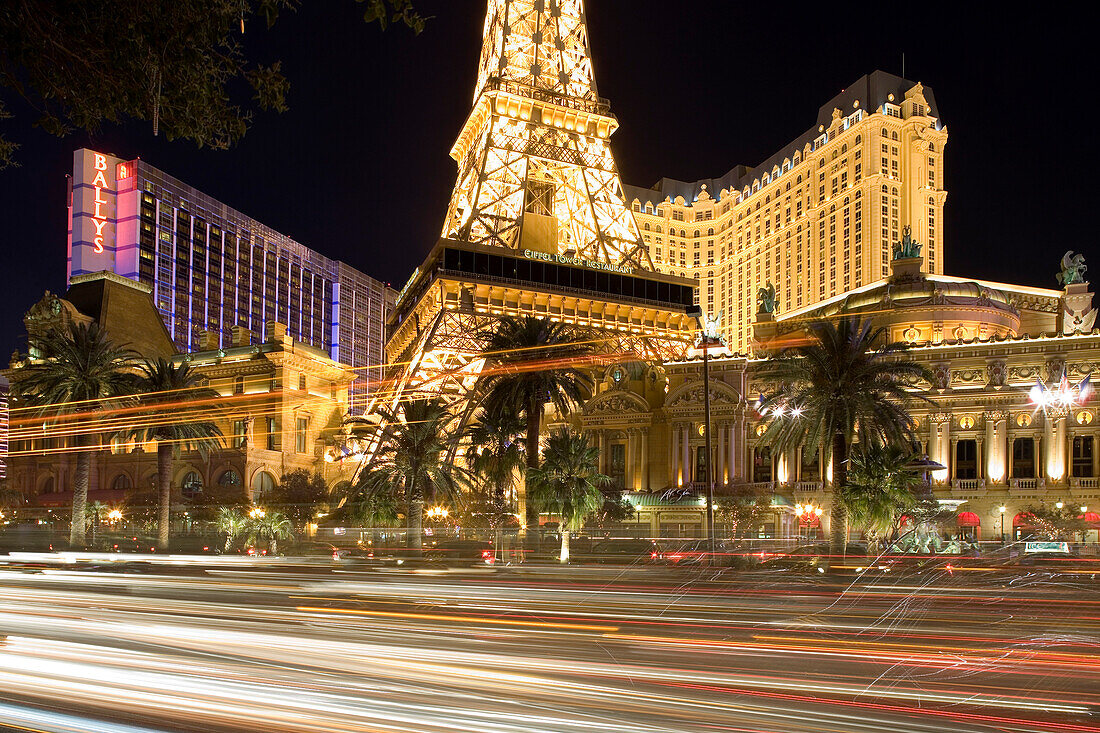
[424,540,496,566]
[585,539,664,565]
[761,542,870,574]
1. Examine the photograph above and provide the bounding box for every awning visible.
[957,511,981,527]
[1078,511,1100,528]
[1013,512,1037,527]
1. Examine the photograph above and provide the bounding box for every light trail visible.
[0,566,1098,732]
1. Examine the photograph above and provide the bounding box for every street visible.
[1,561,1098,732]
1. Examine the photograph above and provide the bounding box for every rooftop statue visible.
[892,225,923,260]
[703,312,722,340]
[1057,250,1087,286]
[757,282,778,314]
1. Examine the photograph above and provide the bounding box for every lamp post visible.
[687,306,722,562]
[999,505,1006,543]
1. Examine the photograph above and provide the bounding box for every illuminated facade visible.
[572,253,1100,543]
[384,0,696,424]
[4,279,358,506]
[626,72,947,353]
[66,149,393,406]
[0,375,9,481]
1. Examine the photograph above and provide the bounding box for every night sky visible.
[0,2,1090,357]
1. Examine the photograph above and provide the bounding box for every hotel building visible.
[66,149,394,406]
[626,71,947,353]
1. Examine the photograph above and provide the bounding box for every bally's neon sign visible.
[90,153,111,253]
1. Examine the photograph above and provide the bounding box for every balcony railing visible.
[1010,478,1039,489]
[952,478,985,490]
[794,481,823,492]
[1071,477,1100,489]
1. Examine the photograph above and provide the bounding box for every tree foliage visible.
[0,0,424,168]
[476,316,595,530]
[527,429,609,563]
[267,469,329,526]
[756,317,933,552]
[1018,504,1087,541]
[842,442,923,539]
[15,322,134,548]
[716,485,772,538]
[345,398,468,553]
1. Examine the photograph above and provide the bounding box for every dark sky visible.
[0,2,1091,356]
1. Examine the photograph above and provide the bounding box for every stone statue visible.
[703,312,721,340]
[757,282,777,314]
[892,225,922,260]
[1057,251,1087,286]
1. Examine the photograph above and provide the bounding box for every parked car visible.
[585,539,663,565]
[761,542,869,574]
[425,540,496,566]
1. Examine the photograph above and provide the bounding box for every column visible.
[668,424,677,488]
[598,431,606,475]
[985,411,1007,485]
[625,430,635,491]
[1033,435,1041,484]
[716,422,726,486]
[640,428,649,492]
[1045,411,1067,484]
[929,414,950,485]
[677,422,686,484]
[729,421,738,483]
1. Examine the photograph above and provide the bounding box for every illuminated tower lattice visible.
[374,0,695,428]
[443,0,651,269]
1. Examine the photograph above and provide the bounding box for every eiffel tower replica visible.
[378,0,697,414]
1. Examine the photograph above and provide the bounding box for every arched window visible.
[694,230,700,238]
[218,469,242,487]
[855,135,861,144]
[841,143,847,153]
[928,196,935,205]
[891,131,899,141]
[928,142,935,152]
[892,187,899,196]
[182,471,203,499]
[251,471,276,498]
[707,228,714,236]
[881,127,888,137]
[655,225,662,234]
[111,474,132,490]
[41,477,55,494]
[644,222,650,231]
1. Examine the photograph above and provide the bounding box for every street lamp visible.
[999,505,1006,543]
[795,502,823,543]
[107,509,123,523]
[426,506,449,520]
[687,305,723,561]
[249,507,265,519]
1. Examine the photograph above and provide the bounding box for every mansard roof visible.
[625,71,938,208]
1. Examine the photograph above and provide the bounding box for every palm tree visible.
[251,511,294,555]
[16,322,134,548]
[527,428,609,563]
[122,359,223,551]
[215,506,247,552]
[476,317,595,532]
[352,398,468,555]
[756,317,932,554]
[85,500,108,548]
[466,401,526,529]
[842,443,923,549]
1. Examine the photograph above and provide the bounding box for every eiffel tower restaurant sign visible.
[522,249,634,276]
